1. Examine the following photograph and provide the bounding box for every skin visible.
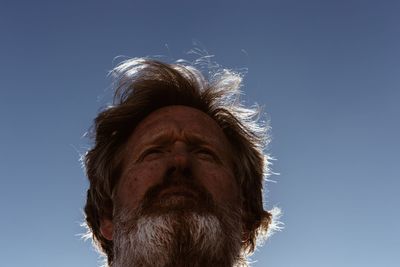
[100,105,241,240]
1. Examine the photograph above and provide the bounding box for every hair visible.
[84,58,275,265]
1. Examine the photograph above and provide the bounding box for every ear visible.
[100,218,114,241]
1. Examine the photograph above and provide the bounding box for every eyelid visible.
[137,146,165,162]
[193,147,221,162]
[194,147,214,154]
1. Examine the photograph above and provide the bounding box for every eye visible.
[194,148,219,162]
[138,147,165,162]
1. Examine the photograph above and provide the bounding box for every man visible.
[84,58,279,267]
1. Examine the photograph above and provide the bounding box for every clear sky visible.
[1,0,399,266]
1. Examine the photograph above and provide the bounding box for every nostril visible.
[181,167,191,178]
[164,165,192,183]
[166,166,177,177]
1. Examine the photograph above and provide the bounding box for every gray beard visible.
[111,206,244,267]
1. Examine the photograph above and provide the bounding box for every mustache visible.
[139,171,216,213]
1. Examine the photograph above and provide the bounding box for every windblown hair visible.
[84,58,275,265]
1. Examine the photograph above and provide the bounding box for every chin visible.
[111,205,244,267]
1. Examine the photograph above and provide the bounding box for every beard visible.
[111,175,245,267]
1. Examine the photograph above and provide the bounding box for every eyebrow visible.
[138,129,215,149]
[128,127,235,169]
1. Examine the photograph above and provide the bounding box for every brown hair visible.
[84,58,273,265]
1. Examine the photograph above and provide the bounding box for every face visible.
[101,105,241,240]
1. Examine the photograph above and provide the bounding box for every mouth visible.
[159,186,198,200]
[141,183,213,213]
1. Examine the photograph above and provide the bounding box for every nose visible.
[170,141,191,171]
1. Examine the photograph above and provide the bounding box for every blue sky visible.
[1,0,399,266]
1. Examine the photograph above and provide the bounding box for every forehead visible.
[127,105,231,147]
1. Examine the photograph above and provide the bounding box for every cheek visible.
[117,161,165,209]
[198,167,240,205]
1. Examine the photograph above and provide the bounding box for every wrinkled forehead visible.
[126,105,233,153]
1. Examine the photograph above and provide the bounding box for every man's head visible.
[84,59,275,266]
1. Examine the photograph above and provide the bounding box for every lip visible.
[159,186,198,199]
